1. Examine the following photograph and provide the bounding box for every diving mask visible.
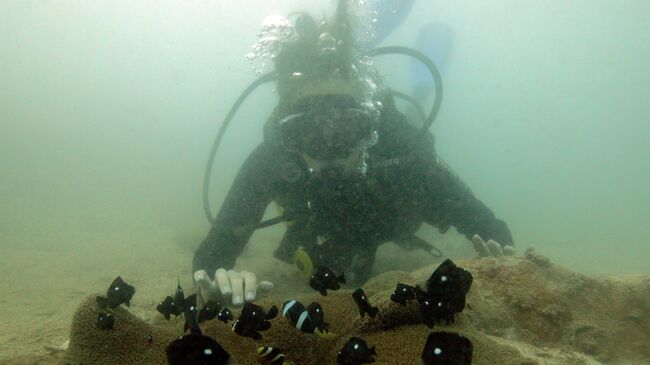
[279,102,377,161]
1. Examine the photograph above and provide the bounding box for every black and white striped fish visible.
[281,299,333,338]
[257,346,295,365]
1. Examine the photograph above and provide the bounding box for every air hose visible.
[202,72,277,223]
[369,46,443,131]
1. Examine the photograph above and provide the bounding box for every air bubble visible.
[247,15,294,74]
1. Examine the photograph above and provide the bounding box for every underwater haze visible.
[1,0,649,361]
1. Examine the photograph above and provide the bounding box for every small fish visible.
[198,300,221,323]
[420,331,473,365]
[336,337,376,365]
[157,296,177,320]
[166,333,231,365]
[425,259,473,303]
[183,294,201,335]
[218,307,233,324]
[282,300,330,335]
[156,280,187,320]
[415,289,456,327]
[231,302,278,340]
[257,346,295,365]
[173,279,187,313]
[390,283,417,306]
[306,302,330,333]
[416,259,473,327]
[352,289,378,318]
[96,312,114,330]
[309,266,346,296]
[96,276,135,309]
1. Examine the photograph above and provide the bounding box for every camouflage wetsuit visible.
[193,93,513,284]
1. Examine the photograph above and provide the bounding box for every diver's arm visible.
[192,144,274,277]
[379,91,513,249]
[424,157,514,248]
[410,132,514,250]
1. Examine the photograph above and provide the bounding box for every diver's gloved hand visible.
[193,269,274,307]
[472,234,515,257]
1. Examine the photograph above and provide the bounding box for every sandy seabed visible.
[0,227,648,365]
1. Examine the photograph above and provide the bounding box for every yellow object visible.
[314,327,337,339]
[292,247,313,279]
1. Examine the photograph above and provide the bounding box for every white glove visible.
[472,234,515,257]
[193,268,274,307]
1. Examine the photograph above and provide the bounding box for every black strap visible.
[395,234,443,258]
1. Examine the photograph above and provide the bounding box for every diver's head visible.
[273,0,383,177]
[279,94,379,176]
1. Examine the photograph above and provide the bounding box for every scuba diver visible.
[193,1,514,307]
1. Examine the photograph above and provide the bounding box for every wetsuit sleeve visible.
[192,144,274,277]
[415,135,514,247]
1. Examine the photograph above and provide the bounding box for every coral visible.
[523,247,551,267]
[63,257,650,365]
[64,296,177,365]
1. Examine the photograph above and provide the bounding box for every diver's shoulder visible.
[378,112,433,148]
[253,141,297,156]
